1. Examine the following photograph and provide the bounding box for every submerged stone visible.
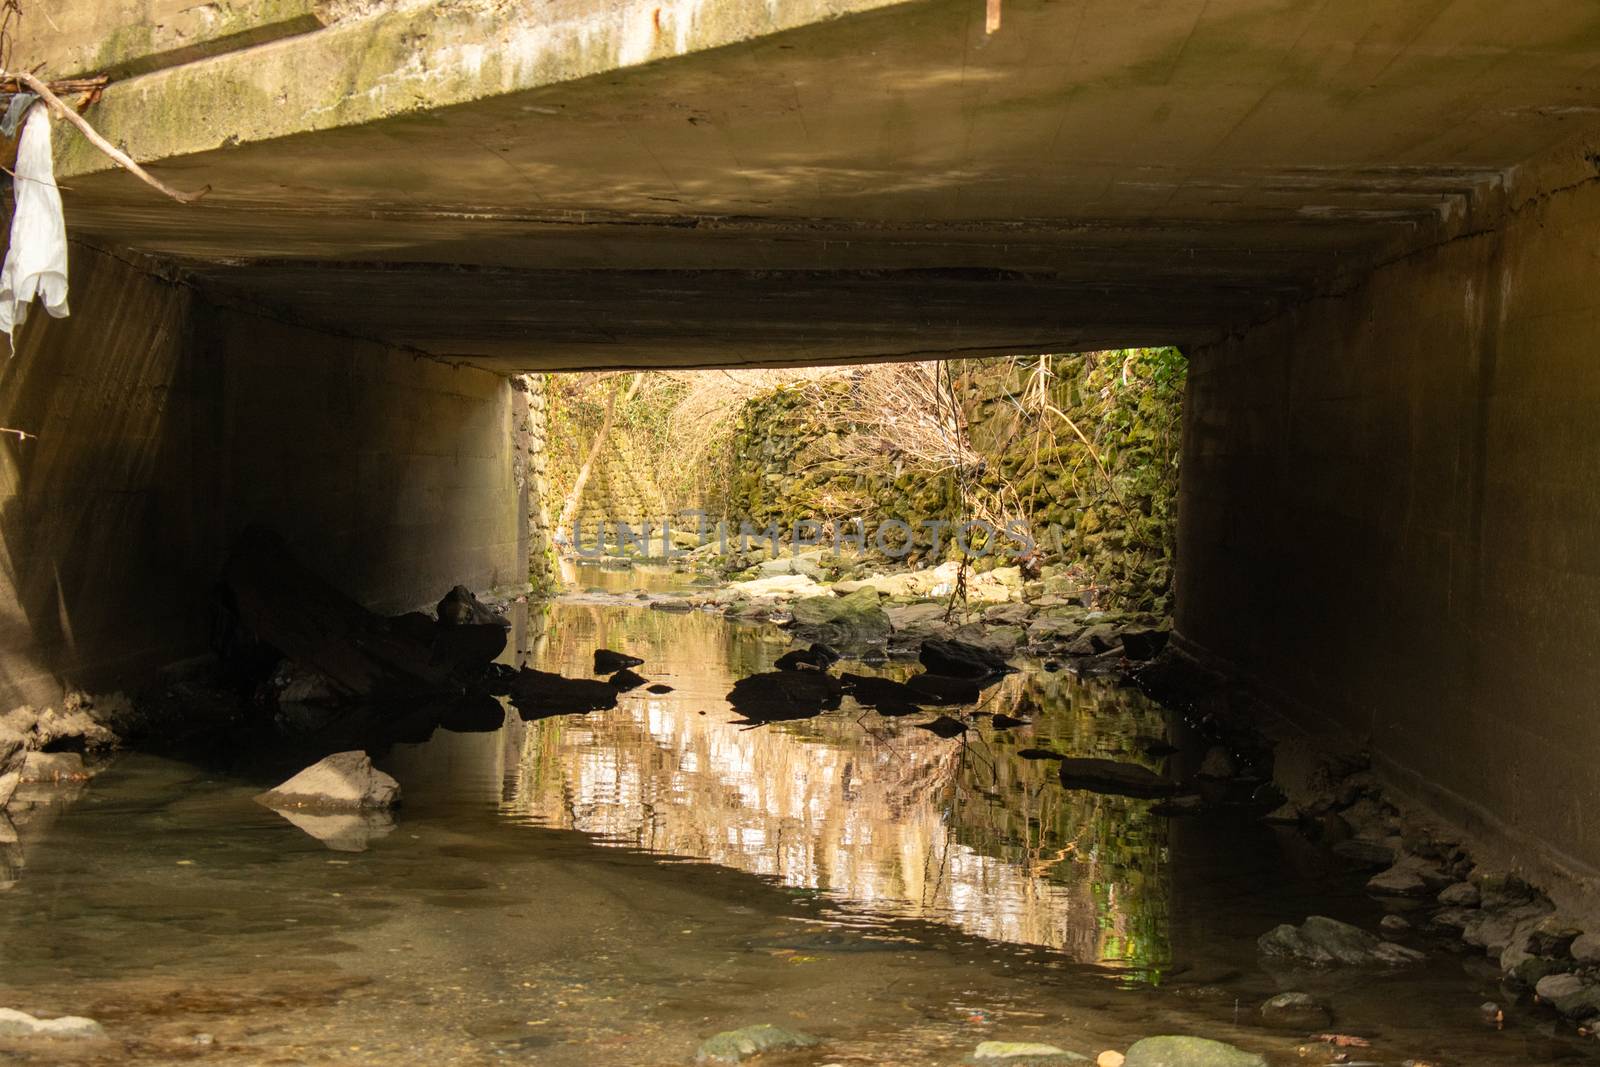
[1257,915,1423,966]
[970,1040,1087,1063]
[0,1007,106,1040]
[1121,1036,1265,1067]
[1058,757,1176,799]
[695,1023,816,1062]
[1258,991,1331,1029]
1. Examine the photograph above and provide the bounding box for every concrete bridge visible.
[13,0,1600,895]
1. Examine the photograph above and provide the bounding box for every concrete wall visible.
[0,244,523,709]
[1177,173,1600,885]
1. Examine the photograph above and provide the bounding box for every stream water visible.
[0,565,1591,1065]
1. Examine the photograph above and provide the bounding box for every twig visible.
[0,425,34,441]
[3,69,208,204]
[0,75,106,96]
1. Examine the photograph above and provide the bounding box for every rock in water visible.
[919,637,1015,679]
[609,668,648,692]
[788,588,891,646]
[696,1024,817,1063]
[255,751,399,811]
[1119,629,1170,661]
[839,672,926,716]
[1122,1037,1265,1067]
[1259,992,1331,1029]
[774,643,841,671]
[436,585,505,627]
[916,715,969,739]
[904,673,982,705]
[971,1040,1087,1062]
[593,649,644,674]
[1257,915,1423,966]
[1536,973,1600,1018]
[508,668,620,719]
[0,1008,106,1040]
[727,671,842,723]
[1058,758,1177,799]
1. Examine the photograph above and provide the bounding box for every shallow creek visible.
[0,567,1590,1065]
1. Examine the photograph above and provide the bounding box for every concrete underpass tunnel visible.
[10,0,1600,909]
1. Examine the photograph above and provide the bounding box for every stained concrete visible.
[40,0,1600,369]
[1177,170,1600,896]
[0,244,523,709]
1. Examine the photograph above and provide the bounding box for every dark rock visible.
[1330,838,1395,868]
[1137,735,1179,758]
[1043,660,1063,672]
[840,673,928,716]
[1437,881,1481,908]
[919,638,1014,679]
[1197,745,1236,779]
[774,643,840,671]
[727,671,842,723]
[1379,914,1411,934]
[991,713,1029,730]
[1119,629,1170,661]
[1259,991,1331,1030]
[915,715,968,739]
[593,649,644,674]
[1528,917,1582,958]
[509,668,620,719]
[904,673,982,705]
[435,694,507,733]
[1058,757,1177,799]
[1257,915,1424,966]
[609,668,648,692]
[436,585,506,628]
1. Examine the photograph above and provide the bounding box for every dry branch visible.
[3,69,207,204]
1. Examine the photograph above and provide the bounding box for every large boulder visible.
[1257,915,1423,966]
[788,588,890,646]
[255,751,400,812]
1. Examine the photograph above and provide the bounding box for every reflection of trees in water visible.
[503,605,1170,969]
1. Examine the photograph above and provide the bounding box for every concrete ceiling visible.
[56,0,1600,369]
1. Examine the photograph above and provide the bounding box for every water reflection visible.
[501,600,1174,970]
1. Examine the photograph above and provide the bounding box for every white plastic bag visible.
[0,102,69,339]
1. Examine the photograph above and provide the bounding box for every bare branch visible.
[4,69,208,204]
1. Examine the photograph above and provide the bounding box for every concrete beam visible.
[42,0,1600,368]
